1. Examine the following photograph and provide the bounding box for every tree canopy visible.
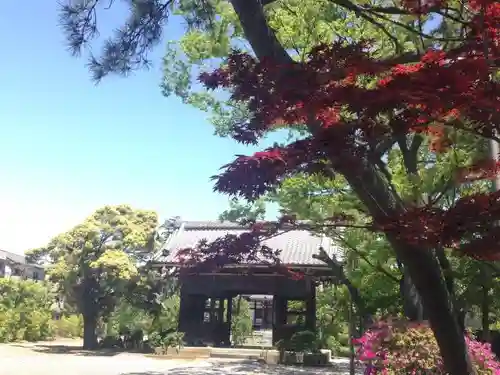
[26,204,159,348]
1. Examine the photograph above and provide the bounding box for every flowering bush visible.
[354,320,500,374]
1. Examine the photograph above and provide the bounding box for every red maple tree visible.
[191,1,499,373]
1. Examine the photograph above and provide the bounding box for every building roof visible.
[0,249,27,264]
[155,220,342,267]
[0,249,44,268]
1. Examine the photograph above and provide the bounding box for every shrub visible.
[148,331,163,348]
[149,295,180,334]
[147,330,184,350]
[0,279,55,342]
[107,301,152,337]
[290,330,319,353]
[277,330,320,353]
[23,310,54,341]
[355,319,500,374]
[99,334,123,348]
[53,315,83,338]
[162,331,184,349]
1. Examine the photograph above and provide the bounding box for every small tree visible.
[25,205,158,349]
[231,297,253,346]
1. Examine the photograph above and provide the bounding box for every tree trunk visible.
[340,162,476,375]
[82,313,98,350]
[482,286,490,341]
[481,266,491,342]
[400,270,424,321]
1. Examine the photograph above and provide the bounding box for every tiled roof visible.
[0,249,27,264]
[156,220,342,267]
[0,249,44,268]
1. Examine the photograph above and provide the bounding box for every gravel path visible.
[0,341,361,375]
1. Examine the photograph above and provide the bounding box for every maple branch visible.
[429,176,456,206]
[312,247,367,315]
[368,9,463,43]
[373,136,397,157]
[349,2,470,26]
[333,231,401,283]
[330,0,404,53]
[323,0,464,44]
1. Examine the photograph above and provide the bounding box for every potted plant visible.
[290,331,316,363]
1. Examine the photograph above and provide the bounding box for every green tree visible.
[25,204,159,349]
[231,296,252,346]
[219,198,266,222]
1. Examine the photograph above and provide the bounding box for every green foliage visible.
[53,315,83,338]
[148,331,164,348]
[162,331,185,349]
[105,301,152,336]
[25,205,159,346]
[148,330,185,349]
[150,294,180,333]
[290,330,319,353]
[231,297,252,346]
[103,293,180,344]
[316,286,348,353]
[276,330,319,353]
[0,279,55,342]
[158,0,417,137]
[219,198,266,223]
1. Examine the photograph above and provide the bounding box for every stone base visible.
[152,347,211,359]
[150,346,331,366]
[280,351,330,366]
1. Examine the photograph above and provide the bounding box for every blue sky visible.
[0,2,282,254]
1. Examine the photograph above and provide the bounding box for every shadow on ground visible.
[10,344,145,357]
[121,360,360,375]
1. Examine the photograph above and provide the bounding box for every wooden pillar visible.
[226,297,233,346]
[178,290,207,345]
[209,297,216,323]
[305,278,317,333]
[178,288,190,333]
[221,297,230,346]
[226,297,232,323]
[273,295,287,345]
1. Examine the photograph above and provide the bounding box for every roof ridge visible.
[181,220,315,231]
[182,221,246,230]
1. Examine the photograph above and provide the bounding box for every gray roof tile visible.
[0,249,27,264]
[157,221,342,267]
[0,249,44,268]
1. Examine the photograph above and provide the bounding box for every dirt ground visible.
[0,339,359,375]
